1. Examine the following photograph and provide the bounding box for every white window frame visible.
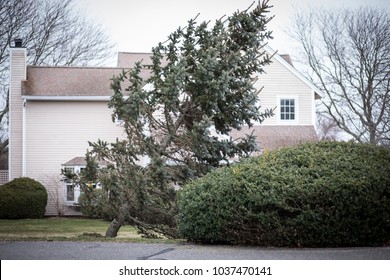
[63,165,100,206]
[65,183,77,203]
[63,165,83,206]
[62,160,105,206]
[277,96,299,124]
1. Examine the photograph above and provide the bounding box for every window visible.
[63,167,75,174]
[279,97,297,122]
[62,165,102,205]
[62,165,83,205]
[66,184,75,201]
[62,157,106,206]
[64,180,79,205]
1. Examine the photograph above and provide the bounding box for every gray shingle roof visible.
[230,125,318,152]
[62,157,110,167]
[22,53,153,96]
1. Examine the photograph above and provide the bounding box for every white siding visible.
[25,101,124,215]
[255,57,314,126]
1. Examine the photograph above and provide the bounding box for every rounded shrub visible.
[0,177,48,219]
[177,142,390,247]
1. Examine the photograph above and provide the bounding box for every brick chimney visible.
[9,38,27,179]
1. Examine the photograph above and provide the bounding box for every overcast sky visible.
[75,0,389,66]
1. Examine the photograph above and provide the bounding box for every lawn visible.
[0,218,175,243]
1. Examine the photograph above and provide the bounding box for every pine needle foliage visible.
[87,1,275,238]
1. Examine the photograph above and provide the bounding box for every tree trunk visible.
[369,126,377,144]
[105,218,123,238]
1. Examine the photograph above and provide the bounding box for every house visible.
[8,40,322,216]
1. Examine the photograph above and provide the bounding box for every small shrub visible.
[177,142,390,247]
[0,177,48,219]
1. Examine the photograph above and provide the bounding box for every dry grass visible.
[0,217,179,243]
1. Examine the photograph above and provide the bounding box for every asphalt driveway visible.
[1,241,389,260]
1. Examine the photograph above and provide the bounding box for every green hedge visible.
[177,142,390,247]
[0,177,48,219]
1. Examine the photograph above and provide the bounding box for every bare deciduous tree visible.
[0,0,114,154]
[290,7,390,145]
[316,115,343,141]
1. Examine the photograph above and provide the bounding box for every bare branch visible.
[290,7,390,145]
[0,0,115,153]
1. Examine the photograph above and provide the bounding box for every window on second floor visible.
[279,97,298,123]
[280,98,295,120]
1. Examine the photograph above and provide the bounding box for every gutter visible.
[21,95,112,101]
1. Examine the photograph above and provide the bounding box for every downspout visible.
[312,91,317,131]
[22,98,26,177]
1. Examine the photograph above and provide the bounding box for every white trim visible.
[312,90,317,128]
[21,95,112,101]
[22,99,26,176]
[264,45,323,98]
[8,55,12,181]
[277,96,299,125]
